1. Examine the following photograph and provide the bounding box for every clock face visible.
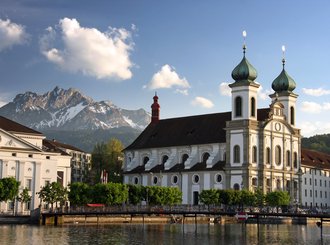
[275,122,281,131]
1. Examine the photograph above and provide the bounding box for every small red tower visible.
[151,92,160,124]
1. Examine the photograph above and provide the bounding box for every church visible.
[123,45,330,209]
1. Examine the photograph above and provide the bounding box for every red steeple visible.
[151,92,160,124]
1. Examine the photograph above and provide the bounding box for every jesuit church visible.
[123,46,330,208]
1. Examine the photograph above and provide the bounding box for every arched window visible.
[252,146,257,163]
[143,156,149,165]
[275,146,281,165]
[266,147,271,164]
[276,179,281,189]
[233,183,240,191]
[162,155,169,164]
[233,145,240,163]
[202,152,210,164]
[181,154,189,164]
[290,106,295,125]
[293,152,298,168]
[251,97,256,117]
[286,150,291,167]
[235,96,242,117]
[252,177,258,186]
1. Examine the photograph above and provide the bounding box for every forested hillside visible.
[302,134,330,154]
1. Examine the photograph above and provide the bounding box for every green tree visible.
[199,189,220,206]
[17,187,32,213]
[240,189,256,209]
[265,191,291,212]
[90,183,128,205]
[0,177,20,202]
[254,188,265,207]
[37,182,68,210]
[127,184,144,205]
[68,182,91,206]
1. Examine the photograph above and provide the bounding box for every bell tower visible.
[151,92,160,124]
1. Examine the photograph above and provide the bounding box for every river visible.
[0,223,328,245]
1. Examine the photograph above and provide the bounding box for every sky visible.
[0,0,330,137]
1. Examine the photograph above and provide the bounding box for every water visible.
[0,223,328,245]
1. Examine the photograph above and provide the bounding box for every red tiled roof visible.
[301,148,330,169]
[125,108,270,151]
[0,116,43,135]
[44,139,85,152]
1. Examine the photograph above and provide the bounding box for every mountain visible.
[301,134,330,155]
[0,87,151,151]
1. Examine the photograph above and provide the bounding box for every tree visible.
[68,182,91,206]
[37,182,68,210]
[266,191,291,212]
[199,189,220,207]
[240,189,256,209]
[17,188,32,213]
[90,183,128,205]
[127,184,144,205]
[0,177,20,202]
[91,138,124,184]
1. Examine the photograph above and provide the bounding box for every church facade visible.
[123,49,330,208]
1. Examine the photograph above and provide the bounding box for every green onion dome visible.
[231,56,258,82]
[271,67,296,93]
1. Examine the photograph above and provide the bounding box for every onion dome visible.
[231,55,258,82]
[271,59,296,93]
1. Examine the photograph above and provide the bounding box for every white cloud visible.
[191,96,214,109]
[219,82,231,96]
[0,19,28,51]
[146,64,190,90]
[302,88,330,96]
[175,89,189,96]
[299,121,330,137]
[40,18,134,80]
[300,101,330,114]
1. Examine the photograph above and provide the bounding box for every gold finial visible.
[242,30,247,55]
[281,45,286,68]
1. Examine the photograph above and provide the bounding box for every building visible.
[44,139,91,183]
[0,116,71,213]
[123,46,330,208]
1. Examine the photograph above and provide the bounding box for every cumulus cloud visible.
[302,88,330,96]
[191,96,214,108]
[40,18,134,80]
[0,19,28,51]
[146,64,190,90]
[219,81,270,100]
[300,121,330,137]
[300,101,330,114]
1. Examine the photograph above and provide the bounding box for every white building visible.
[123,47,330,208]
[0,116,71,213]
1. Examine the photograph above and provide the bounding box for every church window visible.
[276,179,281,189]
[252,146,257,163]
[233,183,240,190]
[143,156,149,165]
[153,176,158,185]
[172,175,178,184]
[215,174,222,183]
[162,155,169,164]
[290,106,295,125]
[235,96,242,117]
[275,146,281,165]
[202,152,210,163]
[252,177,257,186]
[286,150,291,167]
[193,174,200,184]
[233,145,240,163]
[251,97,256,117]
[293,152,298,168]
[133,176,139,185]
[181,154,189,164]
[266,147,271,164]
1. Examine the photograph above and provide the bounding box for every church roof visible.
[125,108,270,151]
[231,56,258,82]
[0,116,43,135]
[301,148,330,170]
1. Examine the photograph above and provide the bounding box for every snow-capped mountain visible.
[0,87,151,131]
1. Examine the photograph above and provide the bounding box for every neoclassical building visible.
[123,48,330,208]
[0,116,71,213]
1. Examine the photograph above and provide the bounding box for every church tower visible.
[225,32,260,191]
[269,46,298,127]
[151,92,160,124]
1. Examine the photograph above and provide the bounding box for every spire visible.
[151,92,160,124]
[231,31,258,83]
[271,45,296,93]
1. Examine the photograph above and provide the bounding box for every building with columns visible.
[123,47,330,208]
[0,116,71,213]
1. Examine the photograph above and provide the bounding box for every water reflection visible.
[0,223,327,245]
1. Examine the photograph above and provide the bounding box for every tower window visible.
[252,146,257,163]
[233,145,240,163]
[235,96,242,117]
[251,97,256,117]
[290,106,295,125]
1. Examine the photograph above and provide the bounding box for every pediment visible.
[0,129,42,152]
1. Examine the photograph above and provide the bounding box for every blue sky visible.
[0,0,330,137]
